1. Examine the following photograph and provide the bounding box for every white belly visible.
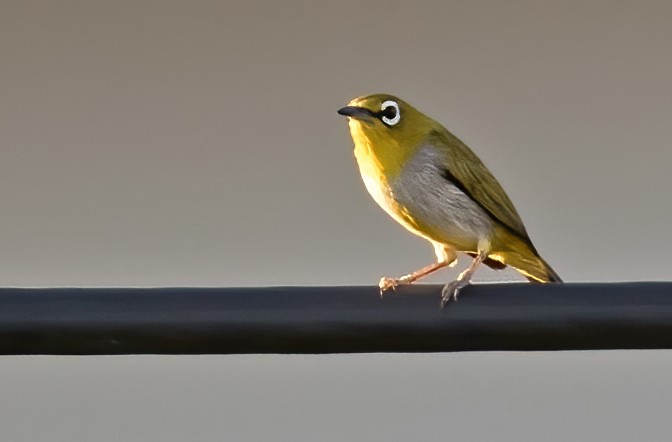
[363,145,493,248]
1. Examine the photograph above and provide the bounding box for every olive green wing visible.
[432,129,531,242]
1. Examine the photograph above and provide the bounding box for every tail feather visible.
[504,251,562,283]
[489,225,562,283]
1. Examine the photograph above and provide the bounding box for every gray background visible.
[1,1,672,440]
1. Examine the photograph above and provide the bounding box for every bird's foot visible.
[378,277,400,296]
[440,280,463,308]
[378,275,412,297]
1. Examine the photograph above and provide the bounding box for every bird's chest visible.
[356,160,403,222]
[353,138,401,217]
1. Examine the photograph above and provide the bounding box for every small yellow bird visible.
[338,94,562,306]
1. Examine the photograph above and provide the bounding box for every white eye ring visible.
[380,100,400,126]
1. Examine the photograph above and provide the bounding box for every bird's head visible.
[338,94,437,178]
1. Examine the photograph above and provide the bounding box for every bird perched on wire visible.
[338,94,562,307]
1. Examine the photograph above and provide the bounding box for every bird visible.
[337,93,562,306]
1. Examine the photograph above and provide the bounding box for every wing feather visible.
[430,128,531,243]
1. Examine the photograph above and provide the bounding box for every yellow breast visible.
[350,120,427,239]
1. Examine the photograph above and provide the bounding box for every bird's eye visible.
[380,100,400,126]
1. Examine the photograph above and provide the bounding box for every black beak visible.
[337,106,376,122]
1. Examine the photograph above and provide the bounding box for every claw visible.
[439,251,486,308]
[378,277,400,297]
[440,281,462,308]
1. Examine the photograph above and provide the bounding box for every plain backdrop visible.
[1,1,672,441]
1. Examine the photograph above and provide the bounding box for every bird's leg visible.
[441,250,487,308]
[379,261,448,295]
[379,243,457,296]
